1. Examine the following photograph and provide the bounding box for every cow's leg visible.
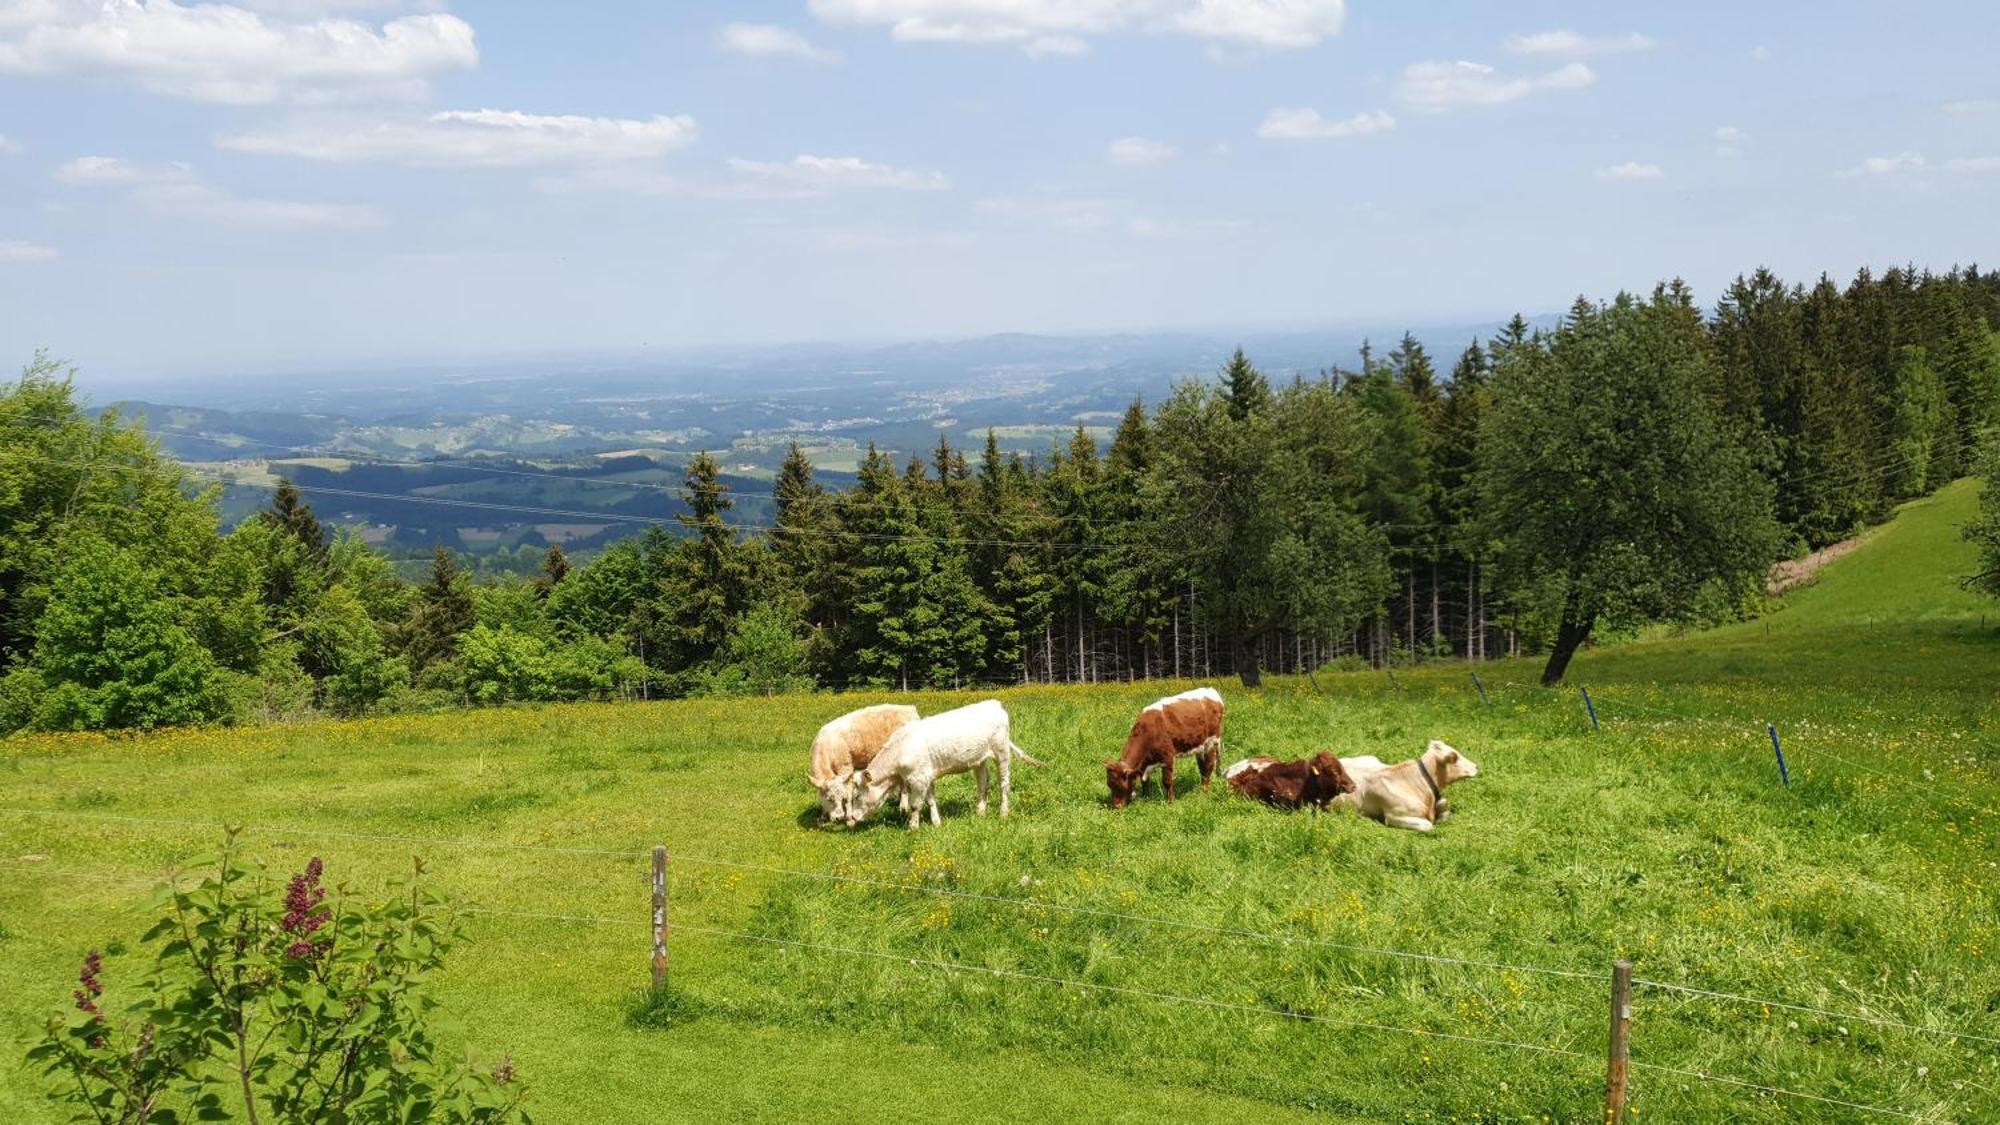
[975,761,990,816]
[1198,739,1219,788]
[1384,814,1434,832]
[1161,757,1176,801]
[927,784,941,827]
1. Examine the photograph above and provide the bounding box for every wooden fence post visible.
[651,845,669,989]
[1605,958,1633,1124]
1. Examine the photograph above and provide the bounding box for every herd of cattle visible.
[806,687,1480,832]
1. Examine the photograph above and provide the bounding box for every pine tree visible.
[655,451,749,670]
[1222,347,1272,421]
[402,545,475,671]
[533,545,570,598]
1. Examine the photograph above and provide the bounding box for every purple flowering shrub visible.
[28,829,529,1124]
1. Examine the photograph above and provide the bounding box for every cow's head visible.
[844,767,898,827]
[1426,740,1479,785]
[1308,751,1357,795]
[812,772,858,824]
[1104,760,1142,808]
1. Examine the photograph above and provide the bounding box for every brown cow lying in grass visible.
[1224,751,1355,811]
[1229,741,1480,831]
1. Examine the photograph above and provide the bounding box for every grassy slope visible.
[2,482,1996,1123]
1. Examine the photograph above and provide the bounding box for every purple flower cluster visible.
[72,949,103,1016]
[281,857,330,960]
[74,950,106,1047]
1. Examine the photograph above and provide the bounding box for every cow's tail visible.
[1009,741,1050,768]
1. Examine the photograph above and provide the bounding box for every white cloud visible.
[0,0,476,104]
[219,109,699,168]
[1503,29,1653,57]
[1107,136,1177,164]
[976,193,1118,233]
[1945,156,2000,173]
[54,154,379,227]
[1749,45,1770,62]
[1944,99,2000,115]
[1024,33,1087,57]
[807,0,1346,53]
[1256,107,1393,140]
[132,180,382,227]
[1397,60,1595,113]
[718,22,841,63]
[1166,0,1345,49]
[1838,152,1925,177]
[726,154,950,193]
[0,133,19,155]
[1596,161,1663,181]
[55,154,195,184]
[1713,124,1744,157]
[0,239,58,262]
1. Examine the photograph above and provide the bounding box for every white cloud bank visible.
[718,22,842,63]
[54,153,380,227]
[808,0,1346,53]
[1714,124,1744,156]
[1,239,58,262]
[1106,136,1177,164]
[1597,161,1663,181]
[725,154,950,193]
[1397,60,1595,113]
[1503,29,1653,58]
[0,0,476,104]
[220,109,699,168]
[0,133,19,155]
[1256,107,1393,140]
[1838,152,1925,177]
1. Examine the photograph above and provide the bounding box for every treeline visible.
[2,264,1997,732]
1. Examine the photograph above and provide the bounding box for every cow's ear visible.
[1443,749,1459,763]
[856,769,871,785]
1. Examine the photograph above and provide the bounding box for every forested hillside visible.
[3,264,1997,732]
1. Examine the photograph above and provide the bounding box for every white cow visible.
[847,699,1047,828]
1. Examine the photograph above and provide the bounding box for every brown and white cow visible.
[807,703,920,823]
[1226,751,1356,811]
[1105,687,1224,808]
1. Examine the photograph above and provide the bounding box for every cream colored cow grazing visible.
[807,704,920,823]
[847,699,1047,829]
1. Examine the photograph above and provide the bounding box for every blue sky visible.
[1,0,1996,377]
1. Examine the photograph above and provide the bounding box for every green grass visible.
[3,484,1998,1122]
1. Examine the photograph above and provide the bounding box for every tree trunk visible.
[1233,627,1263,688]
[1541,595,1595,686]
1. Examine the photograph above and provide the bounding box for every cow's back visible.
[811,704,920,783]
[890,699,1010,776]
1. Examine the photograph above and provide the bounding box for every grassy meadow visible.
[2,481,1998,1123]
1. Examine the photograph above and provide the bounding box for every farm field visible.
[2,482,1997,1123]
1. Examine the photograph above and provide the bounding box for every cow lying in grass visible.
[1341,741,1479,832]
[1105,687,1224,808]
[1224,751,1355,811]
[847,699,1049,829]
[807,703,920,823]
[1229,741,1480,832]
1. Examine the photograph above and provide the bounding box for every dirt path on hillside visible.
[1766,530,1873,596]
